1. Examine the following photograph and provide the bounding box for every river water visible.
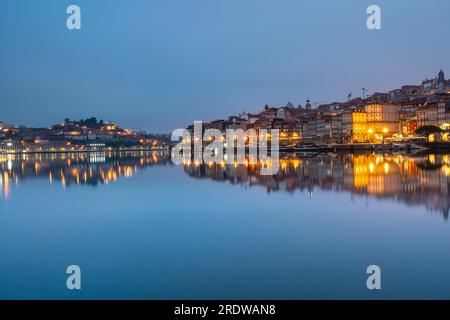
[0,151,449,299]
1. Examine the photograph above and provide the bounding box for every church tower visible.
[305,99,312,110]
[438,69,445,81]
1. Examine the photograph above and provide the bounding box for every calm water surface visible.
[1,151,450,299]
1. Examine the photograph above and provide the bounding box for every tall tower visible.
[305,99,312,110]
[438,69,445,81]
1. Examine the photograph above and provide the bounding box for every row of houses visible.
[188,70,450,144]
[195,95,450,144]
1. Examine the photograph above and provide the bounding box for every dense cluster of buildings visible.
[196,70,450,144]
[0,117,168,154]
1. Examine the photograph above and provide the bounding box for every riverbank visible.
[3,142,449,156]
[280,142,450,153]
[0,147,169,155]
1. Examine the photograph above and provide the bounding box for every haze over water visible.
[1,151,450,299]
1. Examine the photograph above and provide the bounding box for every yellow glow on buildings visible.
[364,102,400,140]
[342,110,368,142]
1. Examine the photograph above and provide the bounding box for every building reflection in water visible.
[0,151,172,200]
[1,151,450,220]
[183,153,450,220]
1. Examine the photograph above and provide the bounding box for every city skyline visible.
[1,67,449,133]
[1,1,450,132]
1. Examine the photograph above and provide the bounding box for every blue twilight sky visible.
[0,0,449,133]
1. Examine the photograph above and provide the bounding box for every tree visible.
[415,125,442,137]
[84,117,98,128]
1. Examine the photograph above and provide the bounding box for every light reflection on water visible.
[0,151,172,198]
[184,153,450,220]
[1,151,450,299]
[1,152,450,219]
